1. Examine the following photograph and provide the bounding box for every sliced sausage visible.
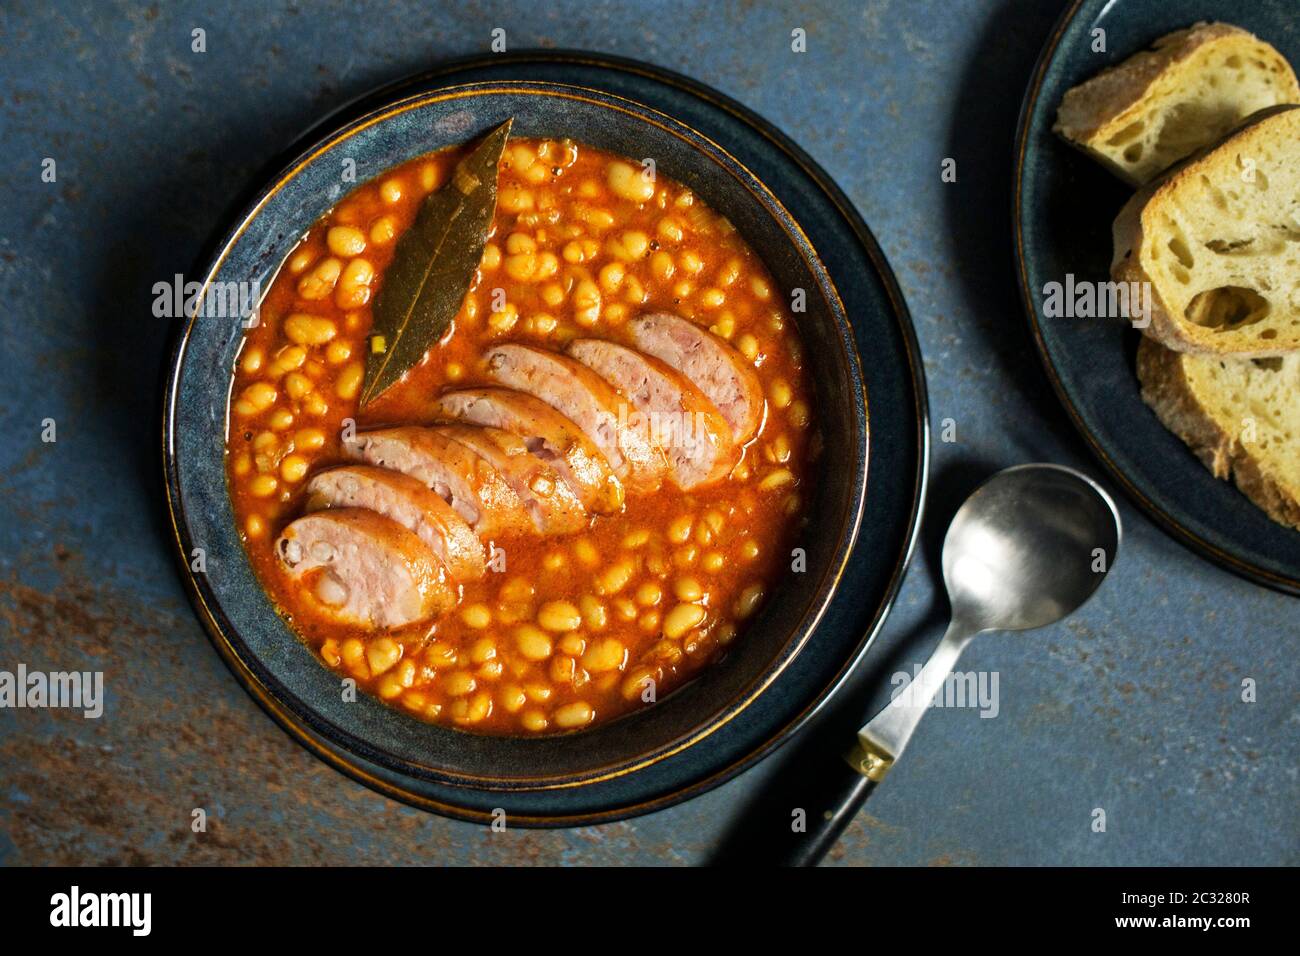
[567,339,738,489]
[304,465,486,581]
[434,424,588,535]
[483,343,665,493]
[628,312,765,443]
[276,508,454,628]
[431,387,624,514]
[343,426,533,538]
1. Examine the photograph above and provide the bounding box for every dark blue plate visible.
[1016,0,1300,595]
[164,53,927,824]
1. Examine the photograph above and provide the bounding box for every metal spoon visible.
[718,463,1121,867]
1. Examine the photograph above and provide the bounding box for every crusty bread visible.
[1057,23,1300,530]
[1110,105,1300,357]
[1137,336,1300,529]
[1055,22,1299,185]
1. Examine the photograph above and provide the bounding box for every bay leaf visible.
[360,117,512,407]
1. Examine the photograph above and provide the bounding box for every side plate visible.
[1015,0,1300,595]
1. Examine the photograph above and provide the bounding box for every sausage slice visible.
[434,424,588,535]
[484,343,666,493]
[276,508,455,628]
[628,313,765,443]
[304,465,486,581]
[567,339,739,489]
[343,426,533,538]
[431,387,624,514]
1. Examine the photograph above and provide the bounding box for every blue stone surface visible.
[0,0,1295,865]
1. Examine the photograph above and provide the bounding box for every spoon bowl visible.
[729,462,1122,866]
[942,464,1121,633]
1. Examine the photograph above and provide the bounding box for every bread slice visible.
[1137,336,1300,529]
[1055,22,1299,186]
[1110,105,1300,357]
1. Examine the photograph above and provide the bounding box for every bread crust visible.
[1057,23,1242,141]
[1054,22,1299,185]
[1110,104,1300,358]
[1136,337,1300,529]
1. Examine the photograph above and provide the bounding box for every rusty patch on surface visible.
[0,559,652,864]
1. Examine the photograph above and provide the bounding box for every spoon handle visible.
[754,619,974,867]
[767,756,879,867]
[854,619,975,770]
[709,730,879,867]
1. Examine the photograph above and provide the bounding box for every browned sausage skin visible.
[628,312,765,443]
[304,465,486,581]
[342,426,534,538]
[276,508,455,628]
[433,424,588,535]
[483,343,667,493]
[431,387,625,514]
[566,338,738,490]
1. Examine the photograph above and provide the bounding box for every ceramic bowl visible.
[164,80,868,790]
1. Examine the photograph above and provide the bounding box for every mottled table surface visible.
[1,0,1295,866]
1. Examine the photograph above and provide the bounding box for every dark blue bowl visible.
[165,81,867,788]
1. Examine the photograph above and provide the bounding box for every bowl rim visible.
[162,78,870,789]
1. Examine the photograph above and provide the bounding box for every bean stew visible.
[225,132,817,735]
